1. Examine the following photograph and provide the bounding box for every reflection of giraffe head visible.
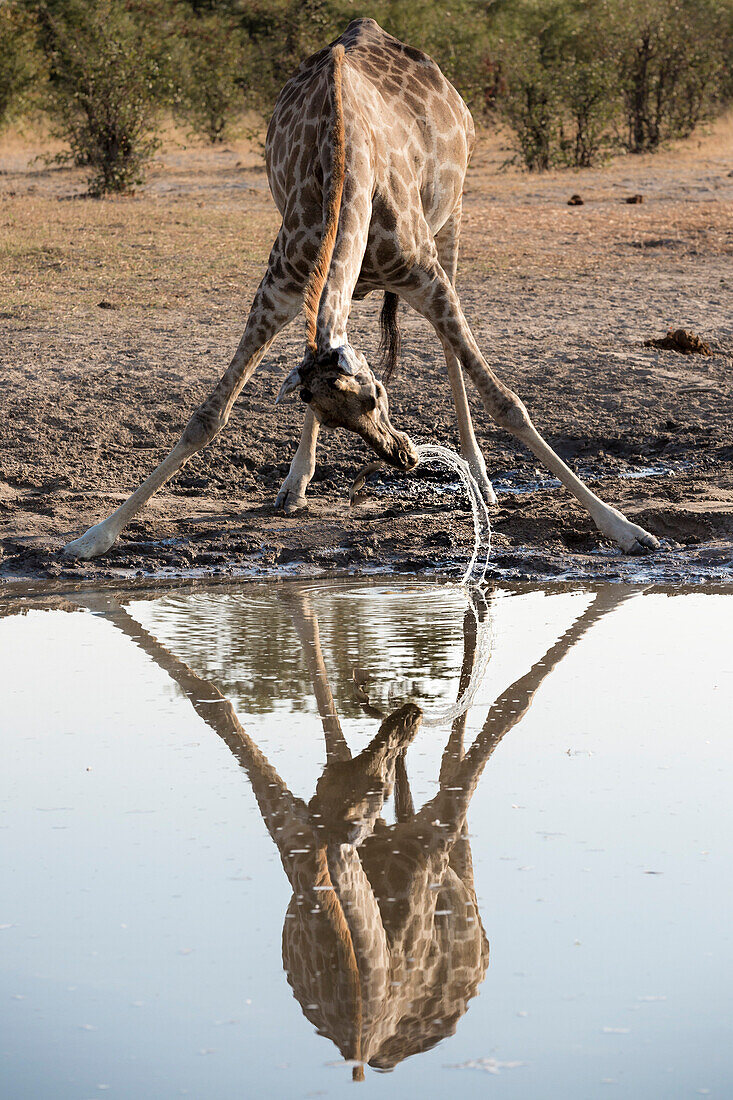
[282,691,492,1079]
[309,702,422,845]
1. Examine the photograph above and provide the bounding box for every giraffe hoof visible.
[274,488,309,515]
[61,522,118,560]
[599,511,660,554]
[626,531,661,555]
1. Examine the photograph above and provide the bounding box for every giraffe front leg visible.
[403,269,659,555]
[63,264,302,559]
[274,408,320,513]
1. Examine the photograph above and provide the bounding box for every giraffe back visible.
[265,17,475,276]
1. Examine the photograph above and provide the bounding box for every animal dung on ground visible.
[624,194,644,204]
[644,328,712,356]
[567,194,584,206]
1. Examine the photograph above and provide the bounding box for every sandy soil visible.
[1,117,732,588]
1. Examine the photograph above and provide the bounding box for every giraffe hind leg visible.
[402,264,659,555]
[63,264,302,559]
[435,209,496,505]
[275,407,320,513]
[274,289,401,513]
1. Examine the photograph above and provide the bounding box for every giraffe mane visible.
[313,843,363,1068]
[304,44,346,355]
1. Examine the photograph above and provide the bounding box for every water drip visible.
[411,444,493,728]
[349,444,494,727]
[413,443,492,588]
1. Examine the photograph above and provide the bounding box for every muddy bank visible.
[2,463,732,588]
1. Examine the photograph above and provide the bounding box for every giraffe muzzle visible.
[365,427,418,472]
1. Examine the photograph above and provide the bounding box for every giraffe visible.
[62,18,659,561]
[72,581,631,1078]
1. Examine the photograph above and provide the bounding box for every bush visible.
[4,0,731,178]
[175,11,250,143]
[490,1,586,170]
[487,0,733,170]
[0,2,43,131]
[619,0,733,153]
[34,0,167,195]
[555,5,619,167]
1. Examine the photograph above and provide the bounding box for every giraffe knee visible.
[493,391,531,436]
[182,405,227,449]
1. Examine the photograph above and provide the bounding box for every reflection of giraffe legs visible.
[278,589,351,764]
[69,593,310,882]
[68,583,635,1079]
[427,585,636,836]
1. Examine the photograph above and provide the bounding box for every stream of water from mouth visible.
[413,442,492,588]
[408,444,493,728]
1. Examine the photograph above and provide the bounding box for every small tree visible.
[490,2,569,171]
[556,3,619,168]
[176,11,250,143]
[506,62,560,171]
[489,0,620,171]
[619,0,732,153]
[36,0,165,195]
[0,2,43,131]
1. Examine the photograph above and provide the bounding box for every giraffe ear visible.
[335,343,360,376]
[275,366,302,404]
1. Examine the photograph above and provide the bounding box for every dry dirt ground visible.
[1,117,732,590]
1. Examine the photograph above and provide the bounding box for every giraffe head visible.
[276,345,418,471]
[309,702,422,845]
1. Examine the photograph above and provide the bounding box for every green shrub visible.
[619,0,733,153]
[34,0,166,195]
[176,11,251,143]
[5,0,731,179]
[0,1,44,130]
[555,4,619,167]
[490,1,577,170]
[487,0,733,170]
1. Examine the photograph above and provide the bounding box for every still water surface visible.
[2,581,732,1098]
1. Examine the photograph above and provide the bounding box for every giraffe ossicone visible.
[275,342,361,404]
[62,18,659,560]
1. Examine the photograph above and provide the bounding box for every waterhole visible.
[1,579,731,1098]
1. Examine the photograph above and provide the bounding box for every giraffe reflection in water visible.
[82,585,628,1080]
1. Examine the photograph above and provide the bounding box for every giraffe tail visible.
[303,43,347,353]
[378,291,402,383]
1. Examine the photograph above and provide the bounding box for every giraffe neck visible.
[313,844,363,1063]
[311,66,374,355]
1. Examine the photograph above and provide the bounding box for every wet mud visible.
[2,459,732,590]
